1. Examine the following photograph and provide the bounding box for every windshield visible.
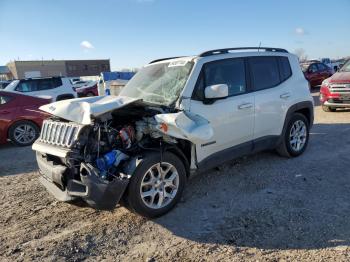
[4,80,19,90]
[120,60,193,106]
[340,60,350,72]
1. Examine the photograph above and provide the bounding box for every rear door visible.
[189,58,255,164]
[250,56,292,146]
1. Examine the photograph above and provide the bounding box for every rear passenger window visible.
[249,57,280,91]
[38,79,54,90]
[278,57,292,81]
[192,58,246,100]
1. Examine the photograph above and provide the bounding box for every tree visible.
[294,48,308,62]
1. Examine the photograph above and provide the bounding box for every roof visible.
[0,66,10,74]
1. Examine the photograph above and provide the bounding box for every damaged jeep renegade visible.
[33,47,314,217]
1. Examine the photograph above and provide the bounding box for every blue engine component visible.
[95,150,129,179]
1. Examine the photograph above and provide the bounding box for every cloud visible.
[80,41,94,49]
[295,27,306,36]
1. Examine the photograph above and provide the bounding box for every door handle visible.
[238,103,253,109]
[0,110,10,114]
[280,93,291,99]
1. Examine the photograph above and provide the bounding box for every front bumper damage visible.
[36,153,130,210]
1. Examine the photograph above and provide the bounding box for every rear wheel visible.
[322,105,336,112]
[125,152,186,218]
[276,113,309,158]
[9,120,40,146]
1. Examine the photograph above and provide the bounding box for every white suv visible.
[5,76,77,101]
[32,47,314,217]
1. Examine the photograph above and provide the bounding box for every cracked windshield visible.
[120,60,193,106]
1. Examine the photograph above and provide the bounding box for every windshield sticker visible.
[168,60,189,67]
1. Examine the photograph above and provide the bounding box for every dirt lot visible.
[1,90,350,261]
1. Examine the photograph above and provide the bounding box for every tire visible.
[322,105,336,112]
[9,120,40,146]
[125,152,186,218]
[276,113,309,158]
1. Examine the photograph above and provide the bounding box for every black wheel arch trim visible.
[278,100,314,145]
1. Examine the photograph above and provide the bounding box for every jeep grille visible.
[39,120,82,148]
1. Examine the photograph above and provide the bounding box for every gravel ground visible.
[1,90,350,261]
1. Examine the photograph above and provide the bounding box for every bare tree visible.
[294,48,308,62]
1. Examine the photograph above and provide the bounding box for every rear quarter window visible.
[278,57,292,81]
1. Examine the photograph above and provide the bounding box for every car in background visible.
[320,59,350,112]
[301,62,333,87]
[0,91,51,146]
[320,58,340,73]
[0,80,12,89]
[73,80,91,90]
[4,76,76,101]
[76,81,98,97]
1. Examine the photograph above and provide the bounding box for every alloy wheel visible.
[140,162,179,209]
[13,124,36,145]
[289,120,307,152]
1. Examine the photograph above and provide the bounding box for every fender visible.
[277,100,314,145]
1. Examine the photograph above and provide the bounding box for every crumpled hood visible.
[40,95,141,125]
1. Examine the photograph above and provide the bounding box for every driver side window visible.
[192,58,246,101]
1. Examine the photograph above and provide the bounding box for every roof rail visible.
[149,56,184,64]
[199,47,288,57]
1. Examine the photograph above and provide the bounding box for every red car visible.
[301,62,333,87]
[0,91,51,146]
[320,60,350,112]
[76,83,98,97]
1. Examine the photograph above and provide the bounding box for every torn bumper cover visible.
[36,154,129,210]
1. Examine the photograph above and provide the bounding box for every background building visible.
[0,66,12,80]
[6,59,110,79]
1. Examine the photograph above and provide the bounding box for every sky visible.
[0,0,349,70]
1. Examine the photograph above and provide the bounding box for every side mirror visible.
[204,84,228,99]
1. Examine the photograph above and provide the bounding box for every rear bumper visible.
[36,153,129,210]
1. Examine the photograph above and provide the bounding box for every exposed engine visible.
[65,105,172,183]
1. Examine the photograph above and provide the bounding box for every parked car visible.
[76,82,98,97]
[4,76,77,101]
[73,80,91,90]
[319,59,350,112]
[33,47,313,218]
[320,58,340,73]
[0,80,12,89]
[301,62,333,87]
[0,91,50,146]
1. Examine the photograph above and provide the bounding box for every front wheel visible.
[9,120,40,146]
[125,152,186,218]
[276,113,309,158]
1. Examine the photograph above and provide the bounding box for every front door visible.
[189,58,254,164]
